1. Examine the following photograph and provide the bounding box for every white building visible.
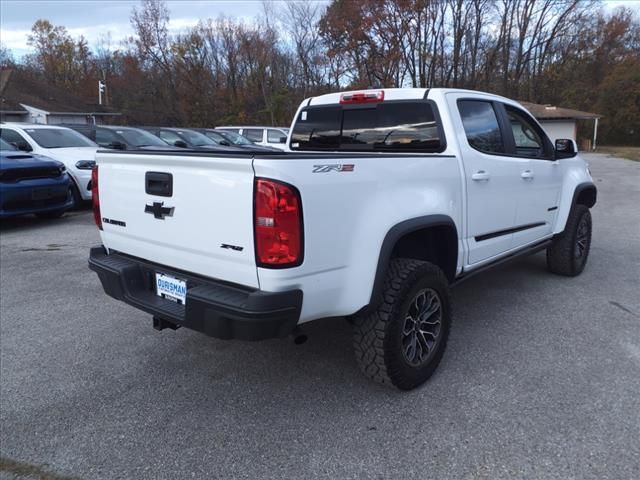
[520,101,601,150]
[0,68,120,125]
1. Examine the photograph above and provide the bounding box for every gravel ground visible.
[1,153,639,480]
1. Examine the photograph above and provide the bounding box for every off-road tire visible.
[546,204,592,276]
[353,258,451,390]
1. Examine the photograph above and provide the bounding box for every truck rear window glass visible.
[290,101,444,153]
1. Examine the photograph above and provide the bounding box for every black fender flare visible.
[571,182,597,209]
[365,214,458,313]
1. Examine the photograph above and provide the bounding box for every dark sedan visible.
[0,139,74,219]
[139,127,245,152]
[192,129,281,152]
[64,125,180,151]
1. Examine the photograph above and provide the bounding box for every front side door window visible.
[96,129,119,147]
[504,106,550,159]
[158,130,182,145]
[243,129,264,143]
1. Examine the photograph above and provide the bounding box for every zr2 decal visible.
[220,243,244,252]
[312,164,355,173]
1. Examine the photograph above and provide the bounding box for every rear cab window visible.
[290,100,445,153]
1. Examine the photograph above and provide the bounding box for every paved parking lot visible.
[1,153,639,480]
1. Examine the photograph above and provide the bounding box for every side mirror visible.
[219,140,231,146]
[278,136,287,144]
[555,138,577,159]
[174,140,188,148]
[15,141,33,152]
[110,141,127,150]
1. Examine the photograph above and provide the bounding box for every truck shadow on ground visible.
[0,207,91,233]
[130,253,553,404]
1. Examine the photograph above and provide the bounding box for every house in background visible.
[520,101,601,151]
[0,68,120,125]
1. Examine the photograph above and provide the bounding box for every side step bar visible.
[452,239,552,287]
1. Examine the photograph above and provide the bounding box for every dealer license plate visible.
[155,273,187,305]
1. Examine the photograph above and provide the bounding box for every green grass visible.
[594,146,640,162]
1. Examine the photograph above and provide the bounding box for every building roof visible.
[519,101,601,120]
[0,68,119,116]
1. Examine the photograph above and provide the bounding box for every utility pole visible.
[98,80,106,105]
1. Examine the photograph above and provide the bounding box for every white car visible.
[215,126,289,151]
[1,123,99,203]
[89,88,596,390]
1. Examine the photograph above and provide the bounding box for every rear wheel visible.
[352,258,451,390]
[546,204,592,276]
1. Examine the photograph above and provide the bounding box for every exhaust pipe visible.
[291,328,308,345]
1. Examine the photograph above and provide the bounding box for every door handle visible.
[521,170,534,180]
[472,170,490,181]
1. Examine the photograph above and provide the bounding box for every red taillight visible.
[254,178,303,267]
[340,90,384,104]
[91,166,102,230]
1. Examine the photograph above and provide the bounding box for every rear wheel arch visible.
[367,215,458,309]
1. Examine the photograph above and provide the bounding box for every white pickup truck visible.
[89,88,596,390]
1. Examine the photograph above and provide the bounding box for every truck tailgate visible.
[96,152,259,288]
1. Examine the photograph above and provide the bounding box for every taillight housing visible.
[91,166,102,230]
[340,90,384,104]
[254,178,303,268]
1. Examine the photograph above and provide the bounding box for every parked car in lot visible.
[215,126,289,150]
[191,128,281,152]
[64,125,181,151]
[140,127,245,152]
[0,123,98,204]
[0,138,73,219]
[89,88,596,390]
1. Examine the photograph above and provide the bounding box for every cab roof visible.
[306,87,512,107]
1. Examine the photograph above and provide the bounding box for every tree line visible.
[1,0,638,145]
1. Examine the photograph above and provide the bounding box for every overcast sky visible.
[1,0,638,59]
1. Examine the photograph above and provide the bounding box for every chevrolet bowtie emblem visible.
[144,202,174,220]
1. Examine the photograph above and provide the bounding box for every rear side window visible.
[244,129,264,142]
[458,100,504,154]
[291,101,444,152]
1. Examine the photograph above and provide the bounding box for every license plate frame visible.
[155,273,187,305]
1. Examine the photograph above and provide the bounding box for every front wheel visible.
[546,204,592,276]
[352,258,451,390]
[70,183,83,210]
